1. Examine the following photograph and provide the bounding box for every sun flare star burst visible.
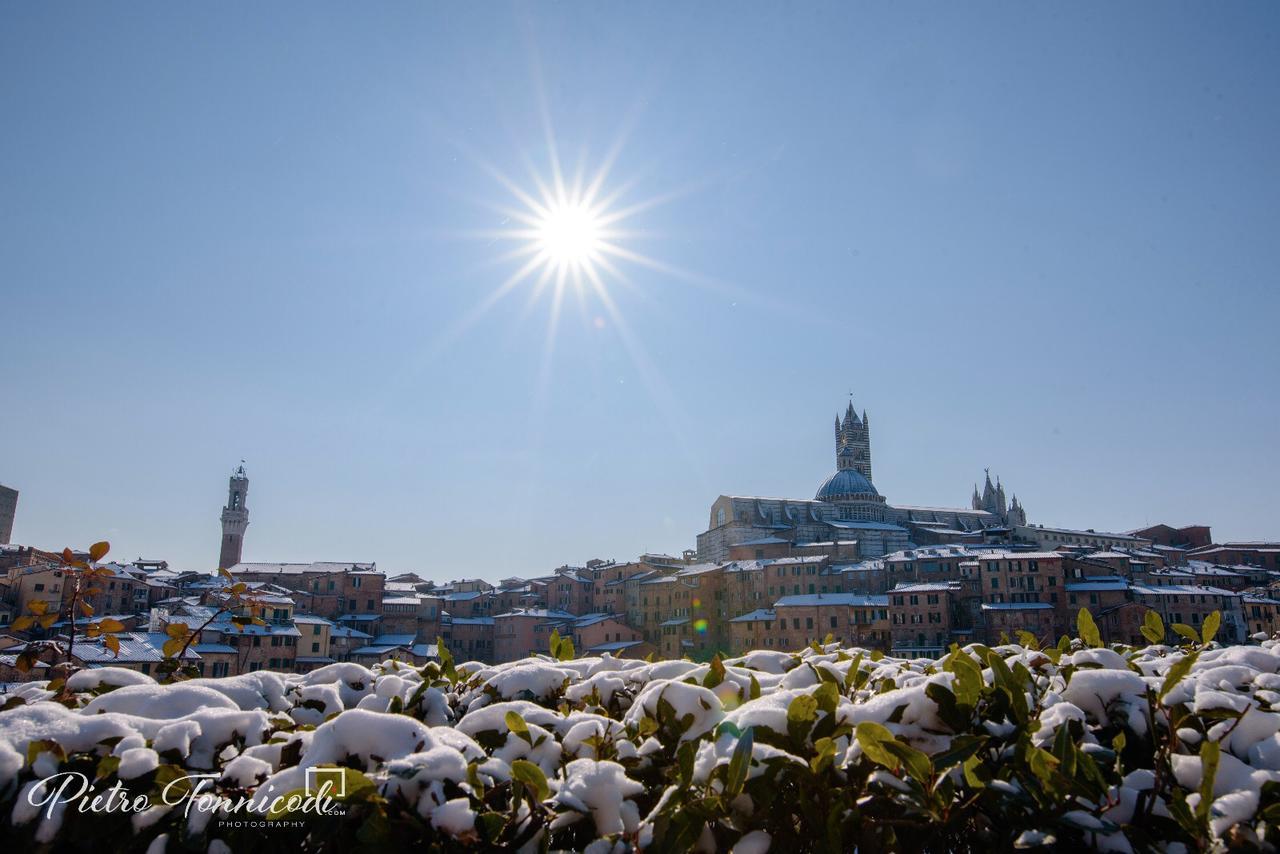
[534,200,605,269]
[426,132,718,475]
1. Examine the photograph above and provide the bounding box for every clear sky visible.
[3,3,1278,578]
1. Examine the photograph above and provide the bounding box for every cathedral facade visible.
[695,401,1027,562]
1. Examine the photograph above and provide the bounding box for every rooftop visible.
[774,593,888,608]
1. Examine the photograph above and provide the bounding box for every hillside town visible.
[2,403,1278,681]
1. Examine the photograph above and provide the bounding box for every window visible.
[830,616,838,628]
[312,642,320,653]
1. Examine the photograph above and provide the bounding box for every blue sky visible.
[2,3,1277,578]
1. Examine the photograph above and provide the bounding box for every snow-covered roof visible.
[729,609,776,623]
[329,626,373,639]
[826,520,907,532]
[73,632,201,663]
[586,640,648,652]
[495,608,574,620]
[228,561,378,575]
[1065,577,1130,592]
[190,643,236,654]
[980,602,1053,611]
[206,621,302,637]
[447,616,495,626]
[768,555,827,566]
[372,634,417,647]
[890,582,960,593]
[774,593,888,608]
[1131,584,1239,597]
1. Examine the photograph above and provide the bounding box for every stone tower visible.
[218,464,249,570]
[834,401,872,481]
[972,469,1027,527]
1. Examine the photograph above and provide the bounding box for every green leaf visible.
[26,739,66,768]
[704,655,725,689]
[1028,747,1060,784]
[810,736,837,774]
[94,755,121,782]
[511,759,549,801]
[950,652,983,708]
[787,693,819,743]
[725,726,753,797]
[814,681,839,717]
[855,721,897,769]
[436,636,456,681]
[478,811,505,841]
[882,739,932,782]
[1201,611,1221,646]
[504,710,528,736]
[1015,630,1039,650]
[677,740,697,786]
[787,693,818,724]
[1160,650,1198,700]
[1141,609,1165,645]
[844,652,864,691]
[1197,739,1220,823]
[962,754,987,787]
[548,628,562,659]
[1172,623,1200,644]
[930,734,986,772]
[1077,608,1101,648]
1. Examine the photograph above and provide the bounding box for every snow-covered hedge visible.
[4,624,1280,852]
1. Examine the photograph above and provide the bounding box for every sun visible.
[535,200,604,268]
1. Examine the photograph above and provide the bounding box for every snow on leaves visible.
[5,633,1280,850]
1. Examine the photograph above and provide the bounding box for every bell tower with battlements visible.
[218,463,249,570]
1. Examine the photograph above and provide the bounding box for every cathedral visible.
[695,400,1028,561]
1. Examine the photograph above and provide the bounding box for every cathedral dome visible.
[815,469,879,501]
